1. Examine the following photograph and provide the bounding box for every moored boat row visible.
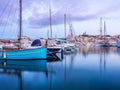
[0,38,78,60]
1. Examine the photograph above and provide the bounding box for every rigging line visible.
[7,0,17,37]
[1,1,13,38]
[14,0,20,39]
[2,0,15,38]
[1,0,13,37]
[0,0,10,37]
[9,0,19,38]
[0,0,10,20]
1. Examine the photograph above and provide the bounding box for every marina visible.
[0,47,120,90]
[0,0,120,90]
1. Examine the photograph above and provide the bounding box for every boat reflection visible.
[99,47,106,75]
[47,58,61,63]
[78,46,117,56]
[117,48,120,55]
[0,60,47,72]
[79,46,108,74]
[0,60,48,90]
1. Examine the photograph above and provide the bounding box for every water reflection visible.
[117,48,120,55]
[0,60,48,90]
[0,47,120,90]
[49,63,53,90]
[64,55,66,81]
[78,46,119,74]
[99,47,106,75]
[50,47,120,90]
[78,46,117,56]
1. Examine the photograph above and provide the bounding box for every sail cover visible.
[31,39,41,46]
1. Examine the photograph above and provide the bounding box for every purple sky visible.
[0,0,120,39]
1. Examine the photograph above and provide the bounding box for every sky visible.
[0,0,120,39]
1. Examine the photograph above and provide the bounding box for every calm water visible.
[0,46,120,90]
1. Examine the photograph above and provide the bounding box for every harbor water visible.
[0,46,120,90]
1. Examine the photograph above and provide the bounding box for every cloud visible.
[1,0,120,28]
[26,0,120,28]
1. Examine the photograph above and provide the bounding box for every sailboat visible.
[0,0,47,60]
[98,18,109,47]
[47,3,62,59]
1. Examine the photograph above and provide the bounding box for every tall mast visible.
[104,21,106,36]
[18,0,22,49]
[100,17,102,39]
[64,14,66,40]
[49,3,52,38]
[103,21,106,40]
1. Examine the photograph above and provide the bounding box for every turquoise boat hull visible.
[0,47,47,60]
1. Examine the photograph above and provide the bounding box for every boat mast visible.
[104,21,106,36]
[103,21,106,43]
[18,0,22,49]
[100,17,102,39]
[64,14,66,40]
[49,2,52,38]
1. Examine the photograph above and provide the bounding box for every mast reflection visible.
[0,60,48,90]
